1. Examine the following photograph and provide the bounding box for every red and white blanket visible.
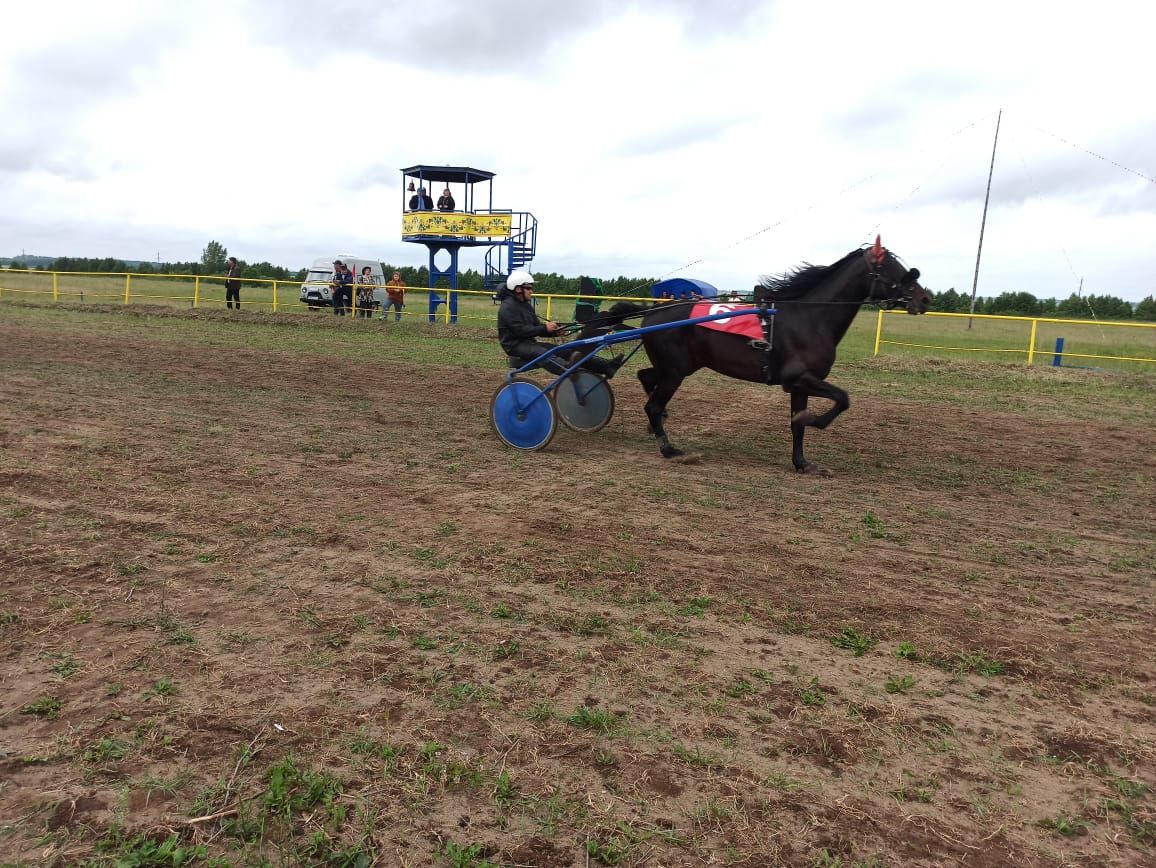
[689,303,764,340]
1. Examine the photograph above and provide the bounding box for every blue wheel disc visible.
[490,378,557,451]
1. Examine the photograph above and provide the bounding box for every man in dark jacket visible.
[498,271,621,377]
[224,256,242,310]
[330,261,354,316]
[408,187,434,210]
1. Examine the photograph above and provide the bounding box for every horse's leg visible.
[788,373,850,474]
[645,372,685,458]
[638,367,670,435]
[789,390,814,473]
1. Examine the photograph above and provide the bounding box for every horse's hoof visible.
[796,462,832,477]
[661,446,684,459]
[791,410,817,427]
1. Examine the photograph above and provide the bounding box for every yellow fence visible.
[873,309,1156,369]
[0,267,634,325]
[3,268,1154,370]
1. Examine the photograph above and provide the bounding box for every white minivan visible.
[299,256,385,308]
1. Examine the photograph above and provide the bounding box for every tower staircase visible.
[484,211,537,295]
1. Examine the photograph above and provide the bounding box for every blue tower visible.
[400,165,537,323]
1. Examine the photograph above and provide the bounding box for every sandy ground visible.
[1,308,1153,866]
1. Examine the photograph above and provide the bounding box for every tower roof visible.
[401,165,495,185]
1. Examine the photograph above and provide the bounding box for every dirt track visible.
[1,307,1154,866]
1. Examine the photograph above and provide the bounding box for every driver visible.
[497,270,622,377]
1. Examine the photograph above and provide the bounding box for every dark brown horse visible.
[582,238,929,473]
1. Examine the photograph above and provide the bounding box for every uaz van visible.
[299,256,385,308]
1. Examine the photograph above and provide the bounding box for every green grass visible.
[566,705,622,735]
[884,675,916,694]
[21,696,63,718]
[83,737,130,765]
[92,828,208,866]
[5,283,1155,373]
[893,641,919,660]
[831,628,878,657]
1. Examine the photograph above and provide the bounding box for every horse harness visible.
[748,302,776,384]
[745,251,904,384]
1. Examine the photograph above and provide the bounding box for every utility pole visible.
[968,109,1001,330]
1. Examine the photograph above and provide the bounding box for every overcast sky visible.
[3,0,1154,300]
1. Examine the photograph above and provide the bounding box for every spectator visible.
[408,186,433,210]
[437,187,456,211]
[383,270,405,322]
[330,260,353,316]
[356,266,378,319]
[497,270,623,378]
[224,256,242,310]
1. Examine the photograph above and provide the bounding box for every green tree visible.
[931,287,963,312]
[201,241,228,272]
[986,291,1042,316]
[1134,295,1156,321]
[1055,292,1133,320]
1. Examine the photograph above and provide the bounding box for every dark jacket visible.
[408,193,433,210]
[496,288,549,353]
[225,264,241,291]
[437,194,455,211]
[331,268,354,295]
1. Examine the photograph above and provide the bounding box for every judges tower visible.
[401,165,537,322]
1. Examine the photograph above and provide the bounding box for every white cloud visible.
[1,0,1154,300]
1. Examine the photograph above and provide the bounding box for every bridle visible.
[863,249,921,310]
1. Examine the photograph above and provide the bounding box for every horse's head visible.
[864,236,929,315]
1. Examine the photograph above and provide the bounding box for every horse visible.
[580,238,929,474]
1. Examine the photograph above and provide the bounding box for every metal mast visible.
[968,109,1001,329]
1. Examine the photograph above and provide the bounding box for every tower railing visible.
[484,211,537,293]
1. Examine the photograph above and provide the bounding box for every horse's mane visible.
[757,247,864,300]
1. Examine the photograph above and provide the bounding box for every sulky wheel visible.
[554,370,615,433]
[490,377,558,451]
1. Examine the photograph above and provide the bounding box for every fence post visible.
[1052,337,1064,367]
[873,309,884,356]
[193,277,200,308]
[1026,318,1039,366]
[53,272,59,303]
[124,274,131,305]
[272,281,278,313]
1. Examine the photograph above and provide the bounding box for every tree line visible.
[12,240,1156,320]
[931,287,1155,321]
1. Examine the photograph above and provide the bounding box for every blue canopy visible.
[651,278,719,300]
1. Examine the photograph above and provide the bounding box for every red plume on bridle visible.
[872,235,884,266]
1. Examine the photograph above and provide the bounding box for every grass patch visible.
[831,628,878,657]
[884,675,916,694]
[676,596,711,617]
[92,829,207,866]
[1038,814,1089,837]
[955,653,1005,676]
[21,696,63,719]
[566,706,623,735]
[83,737,130,765]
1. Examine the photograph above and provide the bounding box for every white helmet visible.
[506,270,535,291]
